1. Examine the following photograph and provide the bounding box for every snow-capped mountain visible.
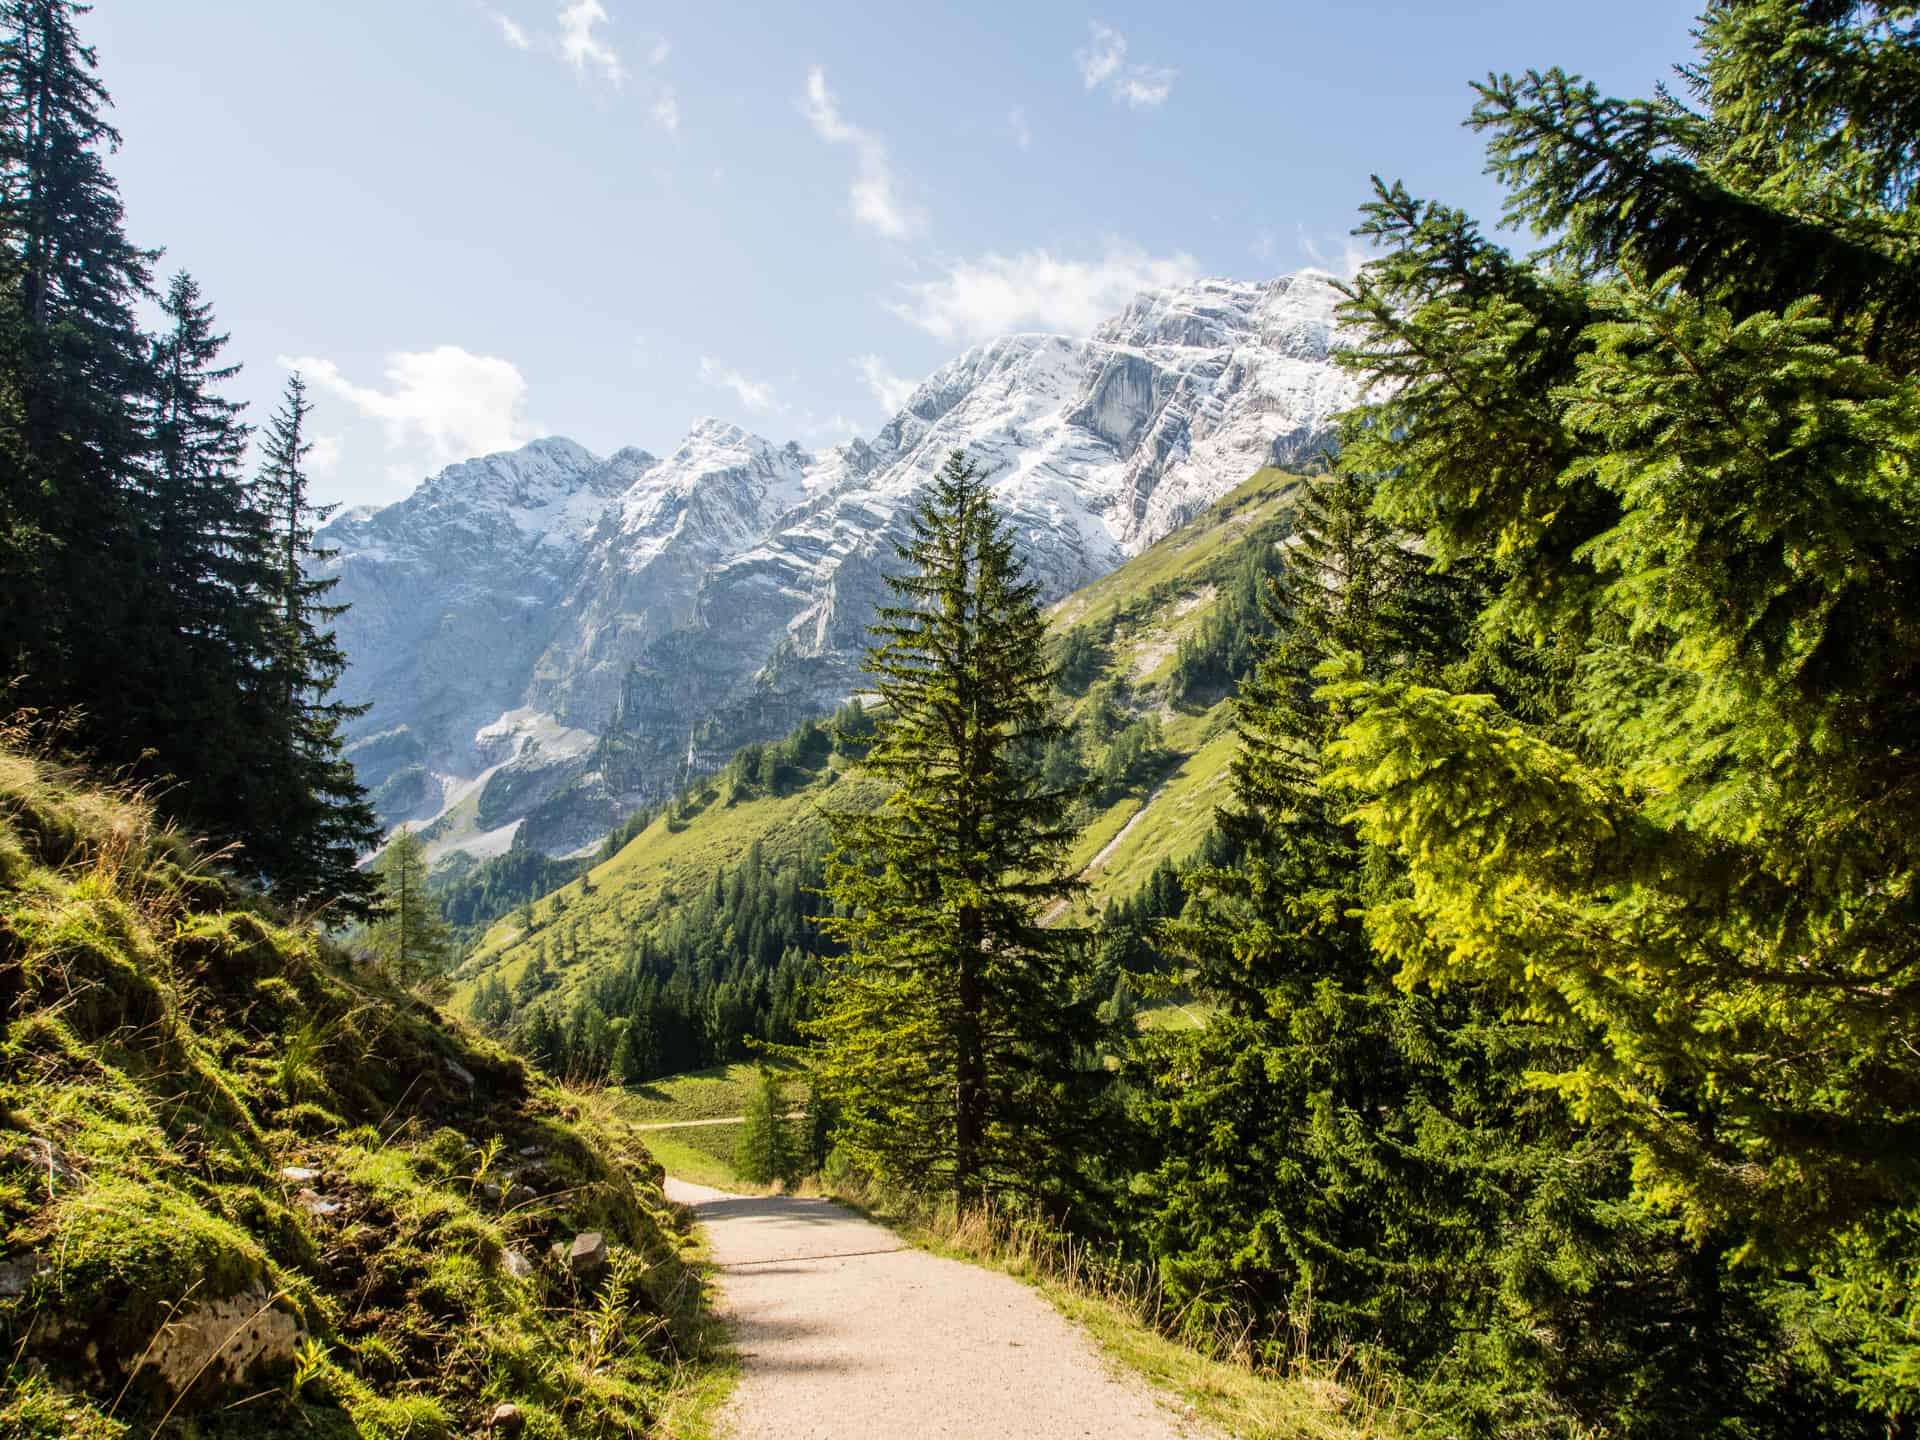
[322,270,1361,857]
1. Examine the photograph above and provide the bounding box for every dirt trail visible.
[631,1113,802,1131]
[666,1177,1204,1439]
[1038,776,1174,927]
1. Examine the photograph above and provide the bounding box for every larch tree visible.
[808,450,1096,1206]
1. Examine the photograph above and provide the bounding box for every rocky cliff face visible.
[320,270,1360,858]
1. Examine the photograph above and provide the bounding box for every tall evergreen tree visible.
[1316,0,1920,1421]
[0,0,154,749]
[141,271,286,848]
[250,371,380,914]
[807,451,1095,1205]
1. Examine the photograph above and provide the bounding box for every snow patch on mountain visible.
[322,270,1360,856]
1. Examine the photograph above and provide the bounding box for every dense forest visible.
[0,0,377,912]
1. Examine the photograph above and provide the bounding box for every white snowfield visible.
[320,270,1361,855]
[665,1177,1206,1440]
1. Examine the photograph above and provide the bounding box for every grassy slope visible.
[601,1064,809,1193]
[453,465,1299,1011]
[0,745,725,1440]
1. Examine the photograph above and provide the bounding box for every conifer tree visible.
[250,371,380,913]
[0,0,155,748]
[142,271,283,848]
[368,828,451,985]
[734,1069,795,1187]
[1314,0,1920,1420]
[807,451,1094,1205]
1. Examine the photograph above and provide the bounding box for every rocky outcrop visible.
[135,1286,303,1397]
[319,271,1360,858]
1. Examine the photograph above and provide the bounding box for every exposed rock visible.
[504,1183,538,1210]
[502,1248,534,1280]
[278,1165,320,1183]
[490,1401,525,1433]
[294,1188,342,1217]
[565,1232,608,1276]
[134,1285,302,1397]
[442,1057,477,1089]
[0,1252,47,1299]
[320,272,1359,860]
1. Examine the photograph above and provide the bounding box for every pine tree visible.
[734,1069,794,1187]
[807,451,1095,1205]
[368,828,451,985]
[251,371,380,914]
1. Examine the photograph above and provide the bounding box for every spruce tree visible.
[1316,0,1920,1421]
[734,1069,795,1187]
[251,371,380,914]
[807,450,1094,1205]
[0,0,155,751]
[368,828,451,985]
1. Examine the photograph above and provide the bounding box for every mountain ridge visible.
[321,270,1359,859]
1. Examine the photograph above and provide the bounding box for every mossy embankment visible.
[0,743,723,1439]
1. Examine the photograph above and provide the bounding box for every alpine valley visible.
[321,270,1360,859]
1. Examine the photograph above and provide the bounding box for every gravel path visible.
[665,1177,1203,1439]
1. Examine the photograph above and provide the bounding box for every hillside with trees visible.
[447,466,1302,1082]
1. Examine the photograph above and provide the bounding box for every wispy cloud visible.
[557,0,625,87]
[1076,22,1175,110]
[855,354,918,415]
[1295,224,1369,278]
[487,8,531,49]
[801,67,922,241]
[890,243,1200,344]
[648,37,670,65]
[1007,105,1033,150]
[308,433,345,477]
[699,356,783,413]
[280,346,534,469]
[652,89,680,134]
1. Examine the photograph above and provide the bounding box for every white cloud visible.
[308,433,345,477]
[648,37,670,65]
[489,9,531,49]
[699,356,783,413]
[1007,105,1032,149]
[652,88,680,134]
[557,0,625,87]
[1076,22,1175,110]
[1295,224,1370,279]
[279,346,534,468]
[855,354,917,415]
[801,67,922,241]
[889,243,1201,344]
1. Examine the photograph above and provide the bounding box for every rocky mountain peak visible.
[321,269,1365,860]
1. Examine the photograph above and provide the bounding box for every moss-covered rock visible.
[0,747,719,1437]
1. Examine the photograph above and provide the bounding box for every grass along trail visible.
[666,1176,1209,1439]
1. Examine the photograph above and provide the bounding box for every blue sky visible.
[93,1,1700,509]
